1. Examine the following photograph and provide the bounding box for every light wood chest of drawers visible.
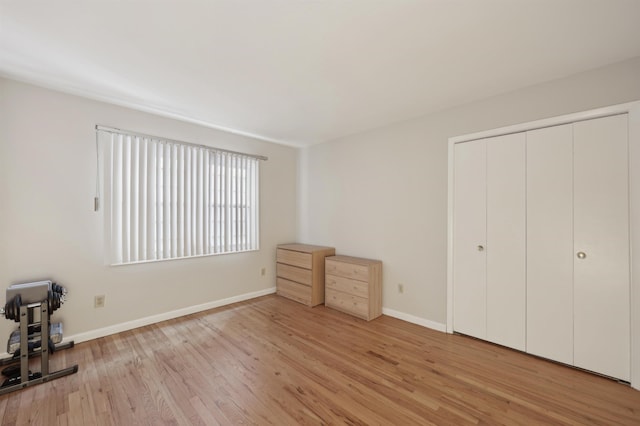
[325,255,382,321]
[276,243,335,307]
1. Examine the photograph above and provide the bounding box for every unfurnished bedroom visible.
[1,1,640,424]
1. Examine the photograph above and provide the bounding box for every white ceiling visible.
[2,1,640,147]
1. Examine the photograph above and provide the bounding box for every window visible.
[98,126,263,265]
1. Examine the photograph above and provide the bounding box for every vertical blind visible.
[100,127,261,265]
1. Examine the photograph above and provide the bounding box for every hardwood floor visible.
[0,294,639,425]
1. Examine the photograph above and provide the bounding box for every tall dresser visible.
[325,255,382,321]
[276,243,335,307]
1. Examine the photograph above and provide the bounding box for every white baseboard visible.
[66,286,276,345]
[382,307,447,333]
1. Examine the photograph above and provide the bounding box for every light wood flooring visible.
[0,294,639,425]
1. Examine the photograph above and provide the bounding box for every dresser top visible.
[326,255,382,266]
[278,243,335,253]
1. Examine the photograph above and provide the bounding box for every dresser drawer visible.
[326,274,369,298]
[277,278,312,306]
[277,249,312,269]
[325,259,369,281]
[277,263,312,286]
[325,289,369,319]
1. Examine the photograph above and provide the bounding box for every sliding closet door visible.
[526,124,574,364]
[453,140,487,339]
[486,133,526,350]
[573,114,630,381]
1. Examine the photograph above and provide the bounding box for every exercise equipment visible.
[7,323,63,354]
[3,281,65,322]
[0,280,78,395]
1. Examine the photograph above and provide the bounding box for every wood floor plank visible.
[1,294,639,425]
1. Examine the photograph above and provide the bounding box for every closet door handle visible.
[477,245,485,252]
[577,251,586,259]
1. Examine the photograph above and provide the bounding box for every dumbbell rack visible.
[0,283,78,395]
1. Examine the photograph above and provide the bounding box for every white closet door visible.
[485,133,526,350]
[526,124,574,364]
[574,114,630,381]
[453,140,487,339]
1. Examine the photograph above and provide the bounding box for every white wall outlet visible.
[94,295,105,308]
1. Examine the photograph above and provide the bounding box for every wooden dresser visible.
[325,255,382,321]
[276,243,335,307]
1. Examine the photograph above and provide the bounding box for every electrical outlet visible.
[398,283,404,294]
[261,267,266,276]
[94,295,105,308]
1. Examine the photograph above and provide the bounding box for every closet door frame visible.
[446,100,640,390]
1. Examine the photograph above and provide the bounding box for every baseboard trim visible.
[382,307,447,333]
[66,287,277,345]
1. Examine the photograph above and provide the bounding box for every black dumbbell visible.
[4,295,22,322]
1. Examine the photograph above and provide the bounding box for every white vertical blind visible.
[101,128,261,265]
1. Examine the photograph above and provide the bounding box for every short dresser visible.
[276,243,336,306]
[325,255,382,320]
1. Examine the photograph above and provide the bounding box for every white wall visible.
[0,78,298,341]
[298,56,640,328]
